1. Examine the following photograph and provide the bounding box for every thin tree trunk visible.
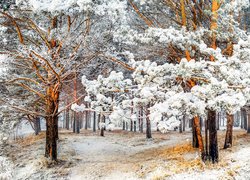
[122,121,125,130]
[183,116,185,132]
[98,114,100,130]
[140,106,143,133]
[224,114,234,149]
[241,110,244,129]
[244,112,248,130]
[138,110,141,132]
[100,114,105,137]
[247,111,250,133]
[146,105,152,139]
[85,110,88,130]
[34,116,40,135]
[216,112,220,130]
[208,110,218,163]
[130,102,133,132]
[179,119,183,133]
[65,108,69,130]
[93,111,96,132]
[76,113,80,134]
[205,118,208,157]
[73,112,76,133]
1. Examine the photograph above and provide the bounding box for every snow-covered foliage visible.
[78,0,250,133]
[71,103,86,113]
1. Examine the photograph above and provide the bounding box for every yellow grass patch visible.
[16,131,45,146]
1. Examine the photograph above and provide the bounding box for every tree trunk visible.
[98,114,100,130]
[179,119,183,133]
[65,108,69,130]
[73,112,76,133]
[208,110,218,163]
[45,87,59,161]
[85,111,88,130]
[138,110,141,132]
[193,116,205,161]
[146,105,152,139]
[76,113,80,134]
[122,121,125,130]
[244,111,248,130]
[247,111,250,133]
[34,116,41,135]
[140,106,143,133]
[200,117,203,131]
[216,112,220,130]
[93,111,96,132]
[224,114,234,149]
[183,116,185,132]
[192,118,199,148]
[134,120,136,132]
[100,114,105,136]
[205,118,208,157]
[130,101,133,132]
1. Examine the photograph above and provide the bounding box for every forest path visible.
[66,130,192,180]
[5,129,250,180]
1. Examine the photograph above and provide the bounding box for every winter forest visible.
[0,0,250,179]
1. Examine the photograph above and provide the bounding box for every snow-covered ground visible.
[1,129,250,180]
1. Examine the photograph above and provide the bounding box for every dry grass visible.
[15,132,45,146]
[131,130,249,178]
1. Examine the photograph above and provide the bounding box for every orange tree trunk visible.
[193,116,205,161]
[224,114,234,149]
[45,86,59,161]
[192,118,199,148]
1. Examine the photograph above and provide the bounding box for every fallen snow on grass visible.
[3,129,250,180]
[0,156,14,180]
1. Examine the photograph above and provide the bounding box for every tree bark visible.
[85,110,88,130]
[34,116,41,135]
[216,112,220,130]
[130,102,133,132]
[192,118,199,148]
[65,108,69,130]
[244,110,248,130]
[98,114,100,130]
[93,111,96,132]
[224,114,234,149]
[140,106,143,133]
[179,119,183,133]
[76,112,80,134]
[100,114,105,136]
[73,112,76,133]
[183,116,185,132]
[146,105,152,139]
[45,87,59,161]
[205,118,208,157]
[122,121,125,130]
[247,111,250,133]
[208,110,218,163]
[193,116,205,161]
[134,120,136,132]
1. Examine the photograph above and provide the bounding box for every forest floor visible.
[2,128,250,180]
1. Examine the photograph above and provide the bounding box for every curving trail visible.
[3,129,250,180]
